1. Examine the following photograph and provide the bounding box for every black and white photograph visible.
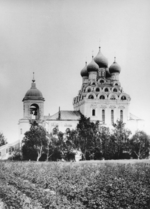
[0,0,150,208]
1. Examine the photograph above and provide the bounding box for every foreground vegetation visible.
[0,160,150,208]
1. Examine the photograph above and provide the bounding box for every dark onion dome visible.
[23,79,45,101]
[87,56,99,73]
[109,57,121,74]
[106,69,112,78]
[80,62,88,77]
[94,47,108,68]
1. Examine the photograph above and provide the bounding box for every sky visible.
[0,0,150,142]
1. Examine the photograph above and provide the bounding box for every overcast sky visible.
[0,0,150,142]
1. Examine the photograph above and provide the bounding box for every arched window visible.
[87,88,91,93]
[100,80,104,84]
[111,110,114,124]
[92,109,95,116]
[115,83,118,86]
[121,96,126,100]
[92,82,96,86]
[100,95,105,100]
[110,95,116,100]
[120,110,123,121]
[102,109,105,124]
[96,88,100,92]
[88,95,94,99]
[113,88,117,92]
[30,104,39,120]
[105,88,108,92]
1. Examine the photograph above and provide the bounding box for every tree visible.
[100,127,114,160]
[46,126,67,161]
[22,121,48,161]
[76,114,101,160]
[130,131,150,159]
[0,133,7,147]
[110,120,131,159]
[8,147,22,161]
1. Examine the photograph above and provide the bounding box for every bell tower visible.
[18,73,45,140]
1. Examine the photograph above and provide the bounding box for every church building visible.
[18,46,144,140]
[0,46,144,159]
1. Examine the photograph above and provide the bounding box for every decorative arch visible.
[113,82,119,86]
[98,93,107,100]
[91,81,96,86]
[30,103,40,120]
[87,93,96,99]
[112,87,118,92]
[94,87,100,92]
[108,94,118,100]
[103,87,110,92]
[98,79,105,84]
[86,86,93,93]
[119,94,130,101]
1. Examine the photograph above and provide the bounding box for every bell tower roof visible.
[23,73,45,101]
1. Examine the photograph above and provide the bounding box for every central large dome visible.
[23,80,45,101]
[94,47,108,68]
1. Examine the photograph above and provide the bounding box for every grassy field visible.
[0,160,150,209]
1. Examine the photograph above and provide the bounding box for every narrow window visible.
[102,70,105,77]
[102,109,105,124]
[92,109,95,116]
[111,110,114,124]
[105,88,108,92]
[120,110,123,121]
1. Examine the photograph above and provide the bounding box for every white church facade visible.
[0,47,144,159]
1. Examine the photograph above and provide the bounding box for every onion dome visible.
[23,74,45,101]
[87,56,99,73]
[80,62,88,77]
[109,57,121,74]
[94,47,108,68]
[106,69,112,78]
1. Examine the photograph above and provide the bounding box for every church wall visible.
[18,119,31,141]
[46,120,79,133]
[75,98,130,126]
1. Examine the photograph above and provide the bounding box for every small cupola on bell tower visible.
[22,73,45,121]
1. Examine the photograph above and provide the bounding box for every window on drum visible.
[92,109,96,116]
[120,110,123,121]
[111,110,114,124]
[102,109,105,124]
